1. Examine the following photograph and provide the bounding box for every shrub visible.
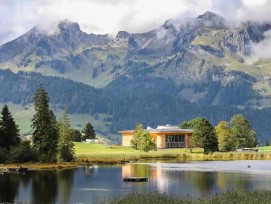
[0,148,9,163]
[9,141,38,163]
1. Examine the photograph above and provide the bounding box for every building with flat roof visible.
[118,125,193,148]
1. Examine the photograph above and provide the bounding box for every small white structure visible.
[86,138,99,143]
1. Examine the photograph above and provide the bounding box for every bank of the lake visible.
[109,190,271,204]
[74,142,271,163]
[2,143,271,170]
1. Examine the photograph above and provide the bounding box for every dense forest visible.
[0,69,271,144]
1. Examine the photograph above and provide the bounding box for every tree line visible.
[180,115,257,153]
[0,85,96,163]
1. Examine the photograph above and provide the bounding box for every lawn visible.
[74,142,203,163]
[74,142,271,163]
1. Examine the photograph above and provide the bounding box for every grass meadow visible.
[74,142,271,163]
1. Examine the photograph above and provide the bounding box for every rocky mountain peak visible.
[197,11,226,29]
[116,31,130,39]
[58,19,81,33]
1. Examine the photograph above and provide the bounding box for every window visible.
[165,134,185,148]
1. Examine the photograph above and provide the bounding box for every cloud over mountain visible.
[1,0,271,45]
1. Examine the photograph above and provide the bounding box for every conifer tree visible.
[32,85,58,162]
[82,123,96,140]
[57,110,74,162]
[0,104,20,150]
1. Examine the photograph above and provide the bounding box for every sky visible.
[0,0,271,45]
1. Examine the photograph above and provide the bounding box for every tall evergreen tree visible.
[32,85,59,162]
[0,104,20,150]
[57,110,74,162]
[82,123,96,140]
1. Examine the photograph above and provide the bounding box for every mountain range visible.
[1,11,271,143]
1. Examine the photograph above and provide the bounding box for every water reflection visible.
[1,161,271,203]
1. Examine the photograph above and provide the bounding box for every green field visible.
[0,103,119,141]
[74,142,271,163]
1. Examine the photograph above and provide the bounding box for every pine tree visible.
[0,104,20,150]
[57,110,74,162]
[82,123,96,140]
[32,85,59,162]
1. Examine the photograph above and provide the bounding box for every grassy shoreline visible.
[108,190,271,204]
[2,143,271,169]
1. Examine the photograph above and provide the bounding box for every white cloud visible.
[249,30,271,62]
[1,0,271,45]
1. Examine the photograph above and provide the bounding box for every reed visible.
[108,190,271,204]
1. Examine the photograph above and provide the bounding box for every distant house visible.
[118,125,193,148]
[85,138,99,143]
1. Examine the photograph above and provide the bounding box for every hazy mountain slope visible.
[1,12,271,107]
[0,69,271,143]
[1,12,271,142]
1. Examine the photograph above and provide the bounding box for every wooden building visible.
[119,125,193,148]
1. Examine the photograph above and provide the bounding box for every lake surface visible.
[1,160,271,203]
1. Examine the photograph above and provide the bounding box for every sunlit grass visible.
[74,143,271,163]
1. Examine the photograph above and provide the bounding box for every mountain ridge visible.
[1,11,271,142]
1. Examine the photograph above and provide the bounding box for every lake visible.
[1,160,271,203]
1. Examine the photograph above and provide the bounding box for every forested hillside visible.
[1,69,271,143]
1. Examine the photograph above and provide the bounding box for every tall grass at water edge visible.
[106,190,271,204]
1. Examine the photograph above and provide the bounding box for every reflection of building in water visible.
[122,163,192,193]
[85,165,98,176]
[119,125,192,148]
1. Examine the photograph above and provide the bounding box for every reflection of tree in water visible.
[0,174,21,203]
[217,172,251,191]
[190,172,216,195]
[57,168,75,204]
[32,171,58,203]
[129,164,149,177]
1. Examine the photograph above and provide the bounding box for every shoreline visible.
[1,151,271,170]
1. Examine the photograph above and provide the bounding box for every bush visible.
[0,148,9,163]
[9,141,38,163]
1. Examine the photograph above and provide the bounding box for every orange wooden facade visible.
[119,125,192,149]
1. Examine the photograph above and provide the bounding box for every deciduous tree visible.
[131,123,156,152]
[230,114,257,148]
[130,123,144,150]
[215,121,236,152]
[187,117,218,153]
[57,110,74,162]
[70,129,82,142]
[138,130,156,152]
